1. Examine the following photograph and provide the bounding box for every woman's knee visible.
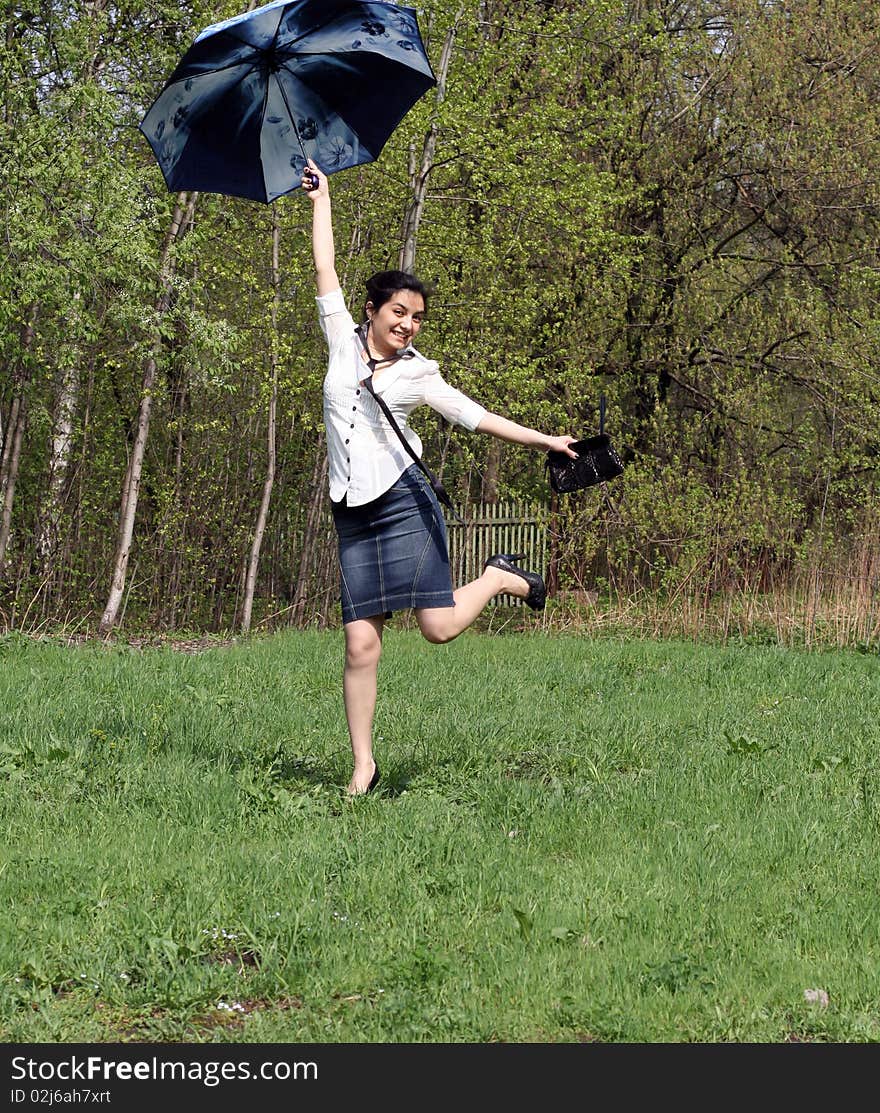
[344,622,383,668]
[416,614,455,645]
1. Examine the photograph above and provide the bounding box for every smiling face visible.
[366,289,426,358]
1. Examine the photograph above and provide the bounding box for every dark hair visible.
[363,270,430,318]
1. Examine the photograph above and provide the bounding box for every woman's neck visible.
[370,344,398,363]
[365,323,401,364]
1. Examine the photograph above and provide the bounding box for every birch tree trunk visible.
[240,209,281,635]
[35,288,82,573]
[398,15,459,273]
[36,13,108,578]
[0,399,20,501]
[0,399,27,574]
[98,192,196,635]
[0,305,38,571]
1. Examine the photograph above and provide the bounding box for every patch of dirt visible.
[128,635,238,653]
[58,632,239,654]
[203,948,260,970]
[110,996,303,1041]
[193,995,303,1032]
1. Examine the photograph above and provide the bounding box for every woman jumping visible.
[304,159,577,795]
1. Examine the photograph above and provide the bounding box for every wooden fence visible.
[447,501,548,606]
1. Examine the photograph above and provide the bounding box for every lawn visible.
[2,628,880,1042]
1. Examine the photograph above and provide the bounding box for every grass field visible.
[2,627,880,1043]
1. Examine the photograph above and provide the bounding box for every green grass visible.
[2,628,880,1043]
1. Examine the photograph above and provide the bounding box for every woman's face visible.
[367,289,425,355]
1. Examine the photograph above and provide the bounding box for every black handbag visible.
[546,395,624,493]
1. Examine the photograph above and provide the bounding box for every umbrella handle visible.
[302,170,319,192]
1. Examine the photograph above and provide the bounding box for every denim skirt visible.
[331,464,454,624]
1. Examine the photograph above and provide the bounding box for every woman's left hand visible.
[546,434,579,458]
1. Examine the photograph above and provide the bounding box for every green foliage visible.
[1,0,879,631]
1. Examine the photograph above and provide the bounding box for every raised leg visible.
[415,565,529,644]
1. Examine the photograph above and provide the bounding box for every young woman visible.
[304,159,577,795]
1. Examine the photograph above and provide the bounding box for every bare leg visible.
[415,566,528,644]
[342,615,384,794]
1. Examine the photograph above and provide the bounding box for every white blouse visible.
[318,288,487,506]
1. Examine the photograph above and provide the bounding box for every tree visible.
[99,190,198,635]
[240,207,282,635]
[2,0,878,633]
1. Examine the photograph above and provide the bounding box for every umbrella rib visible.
[212,3,285,53]
[278,48,433,72]
[272,69,309,166]
[277,49,366,57]
[210,29,258,50]
[278,13,349,53]
[268,4,287,53]
[172,56,258,83]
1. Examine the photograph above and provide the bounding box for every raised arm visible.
[303,159,339,296]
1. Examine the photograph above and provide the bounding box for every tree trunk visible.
[546,489,560,599]
[0,396,20,497]
[99,192,196,636]
[398,15,459,272]
[36,289,82,573]
[290,451,328,625]
[480,439,502,502]
[0,398,26,574]
[240,209,281,635]
[164,361,189,628]
[0,305,38,571]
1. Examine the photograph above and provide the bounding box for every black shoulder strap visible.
[361,374,465,526]
[354,324,465,526]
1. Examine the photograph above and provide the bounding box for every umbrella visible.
[139,0,436,203]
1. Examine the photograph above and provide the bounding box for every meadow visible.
[2,627,880,1043]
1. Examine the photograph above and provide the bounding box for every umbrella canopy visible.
[139,0,436,203]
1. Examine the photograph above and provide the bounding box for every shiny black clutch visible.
[546,397,624,493]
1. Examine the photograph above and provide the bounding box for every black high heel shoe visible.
[484,553,546,611]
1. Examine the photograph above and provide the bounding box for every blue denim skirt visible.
[331,464,455,624]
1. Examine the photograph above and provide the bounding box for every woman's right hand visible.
[302,158,328,200]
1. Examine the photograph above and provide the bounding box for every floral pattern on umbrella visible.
[140,0,436,204]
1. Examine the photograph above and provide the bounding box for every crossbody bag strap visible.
[354,323,465,526]
[360,374,466,526]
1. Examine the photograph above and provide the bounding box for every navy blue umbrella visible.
[139,0,436,203]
